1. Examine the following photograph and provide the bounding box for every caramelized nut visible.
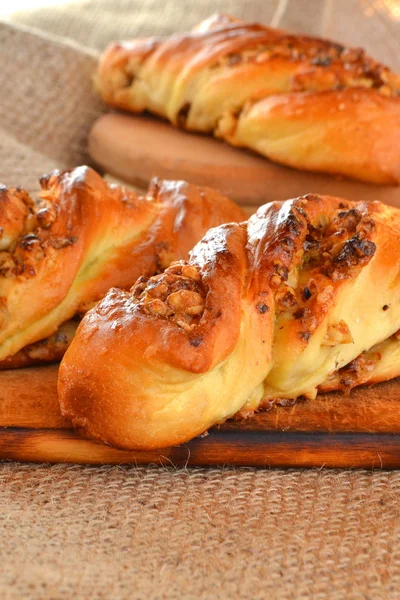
[131,276,149,297]
[146,282,169,299]
[322,320,353,346]
[147,299,171,317]
[171,314,194,331]
[167,290,205,316]
[275,286,298,310]
[181,264,201,281]
[270,274,281,288]
[36,205,57,229]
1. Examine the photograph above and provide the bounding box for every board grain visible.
[88,112,400,208]
[1,366,400,468]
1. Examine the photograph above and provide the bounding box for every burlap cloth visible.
[1,2,400,598]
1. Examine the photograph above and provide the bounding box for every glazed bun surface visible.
[58,195,400,450]
[95,13,400,184]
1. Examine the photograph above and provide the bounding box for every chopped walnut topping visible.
[269,274,282,288]
[0,176,78,280]
[19,234,40,251]
[301,205,376,281]
[36,205,57,229]
[275,286,298,311]
[49,236,78,249]
[270,264,289,288]
[326,349,381,393]
[170,314,193,331]
[131,276,149,297]
[256,303,270,314]
[0,252,15,277]
[133,262,207,330]
[206,31,400,96]
[181,265,201,281]
[322,320,353,347]
[295,307,318,332]
[335,208,362,232]
[147,298,173,317]
[167,290,205,316]
[269,199,378,354]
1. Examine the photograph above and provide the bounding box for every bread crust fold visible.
[95,14,400,184]
[0,166,244,366]
[58,194,400,450]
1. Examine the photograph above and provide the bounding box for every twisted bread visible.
[319,330,400,393]
[95,14,400,185]
[0,166,244,366]
[0,320,78,370]
[58,194,400,450]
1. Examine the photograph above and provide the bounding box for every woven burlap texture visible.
[2,464,400,600]
[1,2,400,598]
[0,22,103,193]
[6,0,400,69]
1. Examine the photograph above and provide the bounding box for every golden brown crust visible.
[59,219,273,450]
[0,167,245,365]
[95,14,400,184]
[0,320,78,370]
[319,331,400,393]
[231,88,400,184]
[0,186,35,252]
[58,194,400,450]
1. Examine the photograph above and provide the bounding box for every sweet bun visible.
[0,166,244,366]
[58,194,400,449]
[95,14,400,184]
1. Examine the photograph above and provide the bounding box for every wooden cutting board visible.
[88,112,400,209]
[2,365,400,469]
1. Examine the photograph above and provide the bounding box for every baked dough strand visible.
[0,166,244,365]
[95,14,400,184]
[58,194,400,450]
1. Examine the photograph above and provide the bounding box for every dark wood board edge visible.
[1,428,400,469]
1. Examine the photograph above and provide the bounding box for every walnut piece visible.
[133,263,206,330]
[322,320,353,347]
[167,290,205,316]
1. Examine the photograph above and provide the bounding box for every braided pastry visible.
[0,166,244,367]
[0,320,78,370]
[95,14,400,185]
[58,194,400,450]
